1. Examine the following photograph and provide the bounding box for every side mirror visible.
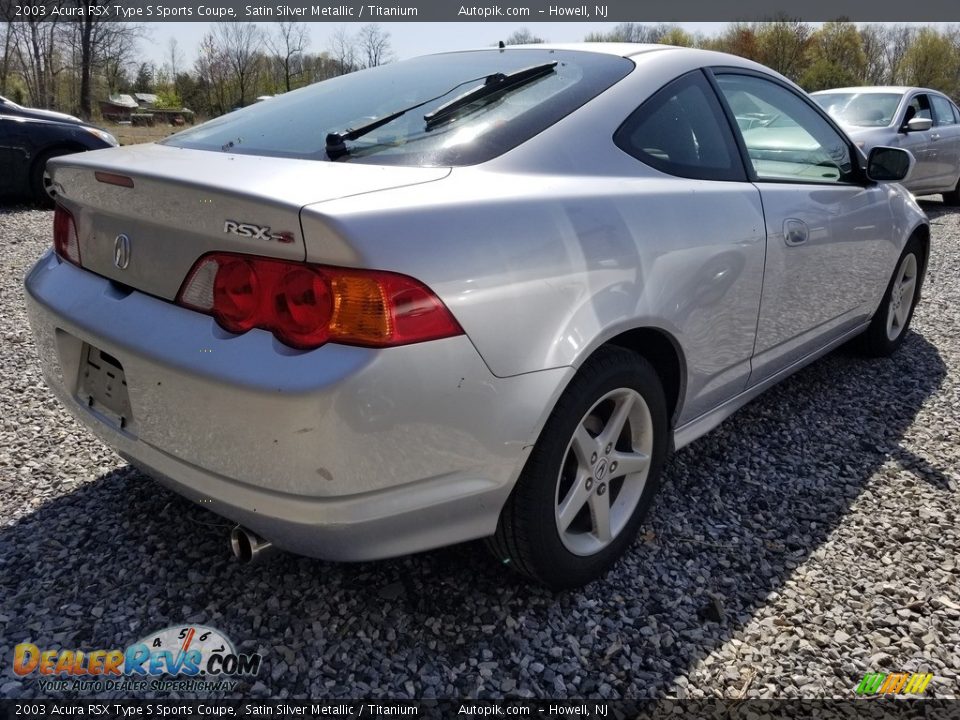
[866,146,914,183]
[902,117,933,132]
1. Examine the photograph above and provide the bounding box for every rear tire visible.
[487,346,669,590]
[857,237,924,357]
[30,149,72,208]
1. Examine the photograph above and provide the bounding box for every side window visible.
[905,94,932,124]
[931,95,957,126]
[614,71,745,182]
[715,73,855,184]
[954,103,960,124]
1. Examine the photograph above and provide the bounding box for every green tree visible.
[800,20,865,91]
[756,20,811,82]
[658,26,694,48]
[709,22,760,60]
[900,27,960,96]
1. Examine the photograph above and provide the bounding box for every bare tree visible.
[881,24,915,84]
[100,23,141,94]
[584,23,673,43]
[503,28,545,45]
[0,34,8,96]
[60,0,144,118]
[10,10,63,107]
[211,22,264,107]
[328,25,357,75]
[196,31,231,114]
[858,24,888,86]
[167,37,182,80]
[356,23,392,67]
[266,21,308,91]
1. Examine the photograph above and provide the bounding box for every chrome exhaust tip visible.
[230,526,274,564]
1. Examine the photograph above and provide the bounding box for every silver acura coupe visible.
[26,44,928,589]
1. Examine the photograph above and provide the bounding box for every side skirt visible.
[672,321,871,451]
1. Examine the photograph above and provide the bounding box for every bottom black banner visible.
[1,700,959,720]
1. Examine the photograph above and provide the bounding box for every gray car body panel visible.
[26,45,930,560]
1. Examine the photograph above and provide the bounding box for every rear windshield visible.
[813,92,903,127]
[162,49,633,166]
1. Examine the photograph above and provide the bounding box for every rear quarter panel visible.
[301,49,778,424]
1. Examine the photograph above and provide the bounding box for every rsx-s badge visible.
[223,220,295,244]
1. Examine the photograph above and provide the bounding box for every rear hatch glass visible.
[162,49,633,167]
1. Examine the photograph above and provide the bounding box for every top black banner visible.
[3,0,960,22]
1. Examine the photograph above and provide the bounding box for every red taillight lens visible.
[273,266,332,348]
[177,253,462,350]
[53,204,81,266]
[212,257,260,331]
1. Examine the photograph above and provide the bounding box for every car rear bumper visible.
[24,251,571,560]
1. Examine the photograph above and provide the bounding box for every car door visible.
[895,92,938,191]
[711,70,898,386]
[929,93,960,192]
[612,70,767,421]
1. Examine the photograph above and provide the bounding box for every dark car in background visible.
[0,98,118,206]
[0,94,84,124]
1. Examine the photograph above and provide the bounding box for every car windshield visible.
[813,92,903,127]
[162,49,633,167]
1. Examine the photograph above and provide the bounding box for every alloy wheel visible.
[554,387,653,556]
[886,252,918,342]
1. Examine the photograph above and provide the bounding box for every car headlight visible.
[83,126,119,147]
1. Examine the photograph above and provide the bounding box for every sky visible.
[140,22,734,69]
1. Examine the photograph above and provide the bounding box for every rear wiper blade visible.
[326,109,407,160]
[325,72,492,160]
[423,61,558,130]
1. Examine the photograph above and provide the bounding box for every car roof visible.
[445,43,776,74]
[500,42,673,57]
[812,86,937,96]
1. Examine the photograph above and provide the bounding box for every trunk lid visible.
[50,143,449,300]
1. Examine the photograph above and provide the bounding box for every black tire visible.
[857,236,925,358]
[29,148,72,208]
[487,346,669,590]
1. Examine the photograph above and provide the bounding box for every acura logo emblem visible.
[114,234,131,269]
[594,458,607,481]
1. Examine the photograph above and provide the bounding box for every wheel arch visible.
[583,326,687,430]
[30,143,87,175]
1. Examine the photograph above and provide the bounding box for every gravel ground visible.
[0,202,958,701]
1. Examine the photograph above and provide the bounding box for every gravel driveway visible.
[1,203,958,701]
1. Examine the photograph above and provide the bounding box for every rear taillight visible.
[53,204,81,266]
[176,253,463,350]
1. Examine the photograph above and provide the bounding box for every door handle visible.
[931,133,941,141]
[783,218,809,246]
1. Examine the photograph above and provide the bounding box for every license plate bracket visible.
[77,344,133,429]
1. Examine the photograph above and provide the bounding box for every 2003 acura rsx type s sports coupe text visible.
[25,44,929,589]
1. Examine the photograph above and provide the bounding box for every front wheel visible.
[487,346,669,589]
[858,237,924,357]
[30,149,72,208]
